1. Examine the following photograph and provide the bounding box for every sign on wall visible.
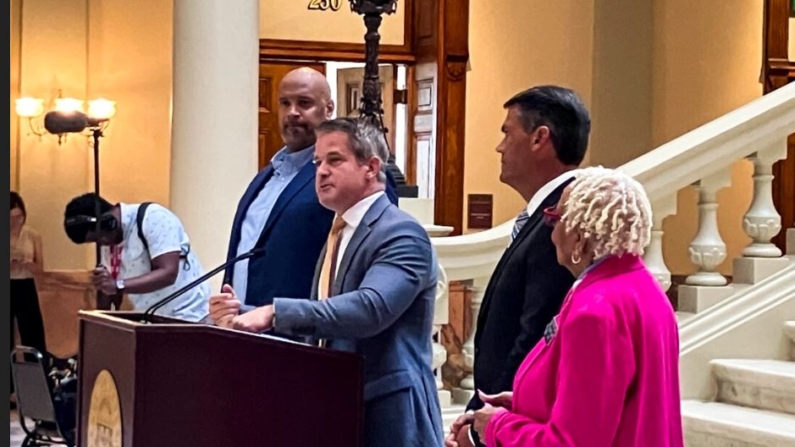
[260,0,405,44]
[307,0,343,11]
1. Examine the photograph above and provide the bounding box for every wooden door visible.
[335,65,397,153]
[761,0,795,249]
[259,61,326,169]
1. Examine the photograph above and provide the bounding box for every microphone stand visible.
[91,127,106,310]
[140,248,263,323]
[92,127,103,266]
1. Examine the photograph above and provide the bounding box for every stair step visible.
[787,322,795,362]
[785,321,795,344]
[682,400,795,447]
[711,359,795,415]
[676,311,696,324]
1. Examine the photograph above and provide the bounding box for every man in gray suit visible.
[210,117,444,447]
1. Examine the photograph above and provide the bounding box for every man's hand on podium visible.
[231,304,274,333]
[209,284,242,328]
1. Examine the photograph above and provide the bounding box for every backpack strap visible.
[135,202,191,268]
[136,202,153,253]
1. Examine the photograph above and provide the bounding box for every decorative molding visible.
[259,39,414,63]
[444,60,467,82]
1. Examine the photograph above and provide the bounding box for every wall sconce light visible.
[14,91,116,144]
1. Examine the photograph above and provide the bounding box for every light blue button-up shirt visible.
[233,145,315,302]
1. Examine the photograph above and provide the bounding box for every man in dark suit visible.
[445,86,591,447]
[216,67,396,328]
[214,118,443,446]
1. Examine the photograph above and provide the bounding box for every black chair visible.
[10,347,75,447]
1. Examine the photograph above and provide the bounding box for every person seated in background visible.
[10,191,48,408]
[63,193,210,321]
[450,167,683,447]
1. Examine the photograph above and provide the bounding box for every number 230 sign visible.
[307,0,343,11]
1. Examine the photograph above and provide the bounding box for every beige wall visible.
[260,0,405,45]
[18,0,91,270]
[464,0,596,230]
[14,0,173,270]
[790,18,795,58]
[10,0,21,190]
[653,0,762,276]
[589,0,653,168]
[86,0,173,206]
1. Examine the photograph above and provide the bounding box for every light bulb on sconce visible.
[54,97,85,113]
[87,99,116,120]
[15,92,116,142]
[15,97,45,118]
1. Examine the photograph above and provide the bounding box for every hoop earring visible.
[571,252,582,265]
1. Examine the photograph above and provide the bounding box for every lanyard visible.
[109,245,123,279]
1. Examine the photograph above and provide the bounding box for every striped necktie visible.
[511,209,530,240]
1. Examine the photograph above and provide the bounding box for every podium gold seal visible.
[87,369,122,447]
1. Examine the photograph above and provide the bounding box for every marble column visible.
[170,0,259,291]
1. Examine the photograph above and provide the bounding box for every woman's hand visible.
[473,403,505,441]
[444,413,475,447]
[478,389,513,410]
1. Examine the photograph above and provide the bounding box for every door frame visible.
[762,0,795,250]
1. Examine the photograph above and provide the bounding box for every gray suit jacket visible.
[273,193,443,447]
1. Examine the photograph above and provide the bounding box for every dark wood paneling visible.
[260,39,415,64]
[432,0,469,235]
[763,0,795,249]
[413,0,439,61]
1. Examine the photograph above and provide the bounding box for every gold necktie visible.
[319,215,347,300]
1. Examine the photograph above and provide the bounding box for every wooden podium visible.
[77,311,364,447]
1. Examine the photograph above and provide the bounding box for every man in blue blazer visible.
[213,118,443,447]
[219,67,397,329]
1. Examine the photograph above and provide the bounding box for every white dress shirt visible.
[524,170,576,217]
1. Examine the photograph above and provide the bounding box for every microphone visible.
[140,247,265,323]
[44,110,90,134]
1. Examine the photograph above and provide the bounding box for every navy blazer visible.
[224,157,399,309]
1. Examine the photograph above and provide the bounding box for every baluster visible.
[686,172,731,286]
[742,145,787,257]
[454,276,488,404]
[433,264,451,408]
[732,144,791,284]
[644,195,677,292]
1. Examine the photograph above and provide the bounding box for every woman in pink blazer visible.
[468,167,683,447]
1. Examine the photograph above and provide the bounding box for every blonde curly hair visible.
[562,166,652,258]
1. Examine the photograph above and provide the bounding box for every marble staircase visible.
[682,321,795,446]
[680,228,795,446]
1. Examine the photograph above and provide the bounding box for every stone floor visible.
[9,410,73,447]
[10,410,26,447]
